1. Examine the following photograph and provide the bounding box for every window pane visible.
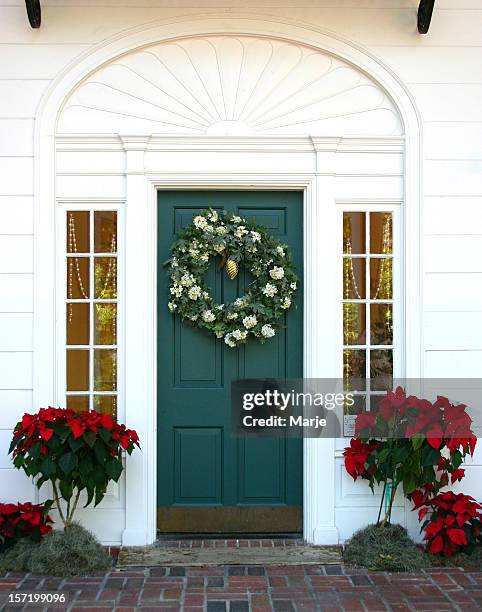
[67,211,89,253]
[94,349,117,391]
[345,394,367,416]
[94,395,117,419]
[66,349,89,391]
[370,350,393,391]
[370,212,392,254]
[67,257,89,299]
[67,303,90,345]
[66,395,89,412]
[94,303,117,345]
[94,211,117,253]
[343,258,365,299]
[343,349,366,391]
[371,304,393,345]
[370,258,392,299]
[343,212,365,254]
[94,257,117,299]
[343,303,366,345]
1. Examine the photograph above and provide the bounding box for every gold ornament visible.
[226,259,238,280]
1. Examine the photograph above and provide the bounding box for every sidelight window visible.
[64,209,119,418]
[342,210,399,423]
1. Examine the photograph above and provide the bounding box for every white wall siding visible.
[0,0,481,542]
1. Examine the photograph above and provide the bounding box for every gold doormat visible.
[117,545,342,567]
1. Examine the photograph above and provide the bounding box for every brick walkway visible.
[1,565,482,611]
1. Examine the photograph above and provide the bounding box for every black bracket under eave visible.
[25,0,41,29]
[418,0,435,34]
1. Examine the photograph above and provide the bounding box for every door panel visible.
[157,190,303,533]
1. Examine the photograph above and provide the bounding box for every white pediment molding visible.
[58,36,403,137]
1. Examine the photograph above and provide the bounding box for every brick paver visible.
[1,565,481,611]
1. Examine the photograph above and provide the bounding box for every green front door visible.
[157,191,303,533]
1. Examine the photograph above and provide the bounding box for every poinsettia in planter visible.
[343,387,477,526]
[9,407,140,528]
[413,491,482,557]
[0,501,53,552]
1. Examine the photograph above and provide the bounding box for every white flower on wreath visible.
[262,283,278,298]
[231,215,242,224]
[170,284,183,297]
[261,324,275,338]
[251,231,261,243]
[216,304,225,311]
[194,215,208,230]
[216,225,227,236]
[205,225,214,233]
[213,242,225,253]
[225,334,237,348]
[248,246,258,254]
[234,226,248,239]
[171,257,179,268]
[180,273,193,287]
[270,266,285,280]
[202,291,209,299]
[276,246,285,257]
[208,210,218,223]
[227,312,238,320]
[202,310,216,323]
[232,329,247,341]
[234,297,247,308]
[281,297,291,309]
[189,314,199,321]
[168,302,177,312]
[199,254,209,263]
[188,285,201,300]
[215,330,225,338]
[243,315,257,329]
[189,247,199,257]
[290,282,297,290]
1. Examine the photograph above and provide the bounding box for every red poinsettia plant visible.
[344,387,477,526]
[412,490,482,556]
[0,501,53,552]
[9,407,140,529]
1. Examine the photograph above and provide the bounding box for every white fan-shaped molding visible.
[58,36,402,136]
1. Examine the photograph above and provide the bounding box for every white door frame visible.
[33,15,422,546]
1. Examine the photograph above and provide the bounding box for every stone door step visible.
[117,544,342,567]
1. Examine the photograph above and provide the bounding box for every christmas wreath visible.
[167,208,298,347]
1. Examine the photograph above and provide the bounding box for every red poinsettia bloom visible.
[354,412,376,435]
[343,438,378,480]
[416,491,482,557]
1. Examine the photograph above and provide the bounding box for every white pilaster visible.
[303,139,340,545]
[120,136,157,545]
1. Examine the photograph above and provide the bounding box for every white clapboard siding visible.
[425,274,482,312]
[425,236,482,273]
[0,352,32,390]
[0,390,32,429]
[0,196,33,234]
[424,160,482,197]
[425,350,482,378]
[0,45,89,79]
[423,124,482,160]
[0,274,33,312]
[0,158,33,196]
[0,314,33,352]
[0,236,33,273]
[0,469,36,503]
[425,312,482,350]
[0,120,34,156]
[424,197,482,235]
[0,81,50,118]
